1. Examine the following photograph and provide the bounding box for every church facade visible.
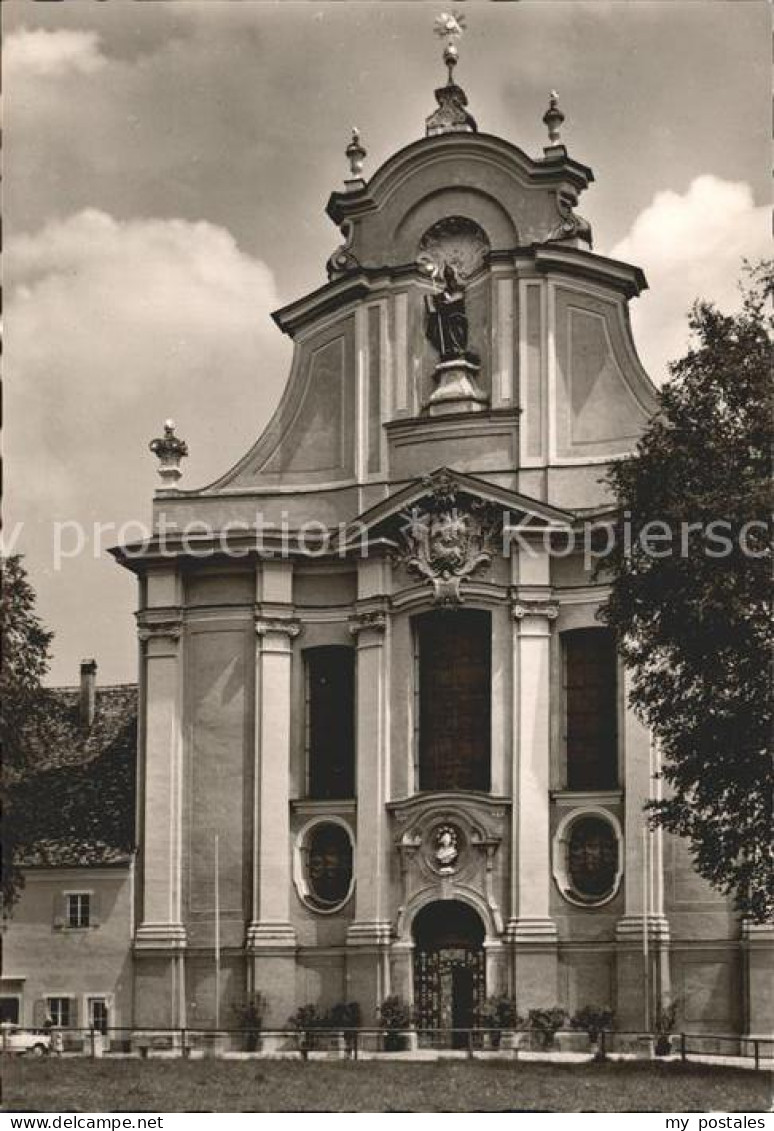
[112,43,772,1040]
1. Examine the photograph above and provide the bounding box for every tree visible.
[1,554,55,910]
[601,262,773,923]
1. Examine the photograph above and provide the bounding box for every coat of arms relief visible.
[392,472,501,606]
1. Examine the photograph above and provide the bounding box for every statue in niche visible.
[424,263,479,365]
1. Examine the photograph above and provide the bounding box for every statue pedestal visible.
[426,359,489,416]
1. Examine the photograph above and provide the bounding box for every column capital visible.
[136,607,183,642]
[348,601,390,638]
[254,611,302,639]
[511,598,559,622]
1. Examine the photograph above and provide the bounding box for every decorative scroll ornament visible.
[149,420,188,485]
[546,189,593,248]
[393,473,500,606]
[327,218,360,280]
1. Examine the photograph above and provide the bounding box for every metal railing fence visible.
[2,1025,771,1069]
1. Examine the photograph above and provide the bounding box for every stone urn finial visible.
[346,128,366,177]
[543,90,565,147]
[149,419,188,485]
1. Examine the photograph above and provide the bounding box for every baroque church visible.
[5,24,771,1045]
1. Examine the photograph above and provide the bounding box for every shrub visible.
[570,1005,614,1043]
[377,995,413,1051]
[287,1003,326,1055]
[481,995,522,1030]
[528,1007,568,1049]
[377,995,413,1030]
[232,992,268,1052]
[654,998,679,1056]
[327,1001,361,1029]
[480,994,522,1049]
[327,1001,361,1053]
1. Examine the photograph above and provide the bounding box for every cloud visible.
[5,210,289,683]
[6,208,285,504]
[5,27,107,77]
[611,176,770,383]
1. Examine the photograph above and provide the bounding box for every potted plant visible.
[570,1005,614,1059]
[527,1007,568,1051]
[288,1003,325,1059]
[233,991,267,1053]
[480,995,522,1050]
[328,1001,361,1057]
[377,995,413,1052]
[654,999,678,1057]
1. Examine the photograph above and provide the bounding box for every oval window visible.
[567,816,619,902]
[304,823,353,911]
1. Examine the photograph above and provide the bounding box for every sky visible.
[3,0,770,687]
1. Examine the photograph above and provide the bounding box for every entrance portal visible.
[412,900,485,1048]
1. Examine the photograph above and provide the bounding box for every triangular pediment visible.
[343,467,574,549]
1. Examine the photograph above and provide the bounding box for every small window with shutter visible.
[67,893,90,928]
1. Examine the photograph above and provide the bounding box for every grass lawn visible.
[2,1057,771,1113]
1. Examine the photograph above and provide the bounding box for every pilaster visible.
[346,566,392,1009]
[246,562,300,1026]
[507,540,559,1007]
[134,599,187,1028]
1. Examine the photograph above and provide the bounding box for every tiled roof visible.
[13,684,138,868]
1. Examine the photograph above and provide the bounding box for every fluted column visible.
[346,596,392,1009]
[507,550,559,1006]
[134,604,186,1028]
[246,561,300,1027]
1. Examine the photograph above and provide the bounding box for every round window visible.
[567,816,619,903]
[303,823,353,911]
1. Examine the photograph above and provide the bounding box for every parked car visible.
[0,1024,52,1056]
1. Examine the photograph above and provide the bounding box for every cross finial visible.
[433,11,466,83]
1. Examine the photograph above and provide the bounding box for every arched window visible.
[305,646,355,799]
[416,609,491,792]
[563,628,618,790]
